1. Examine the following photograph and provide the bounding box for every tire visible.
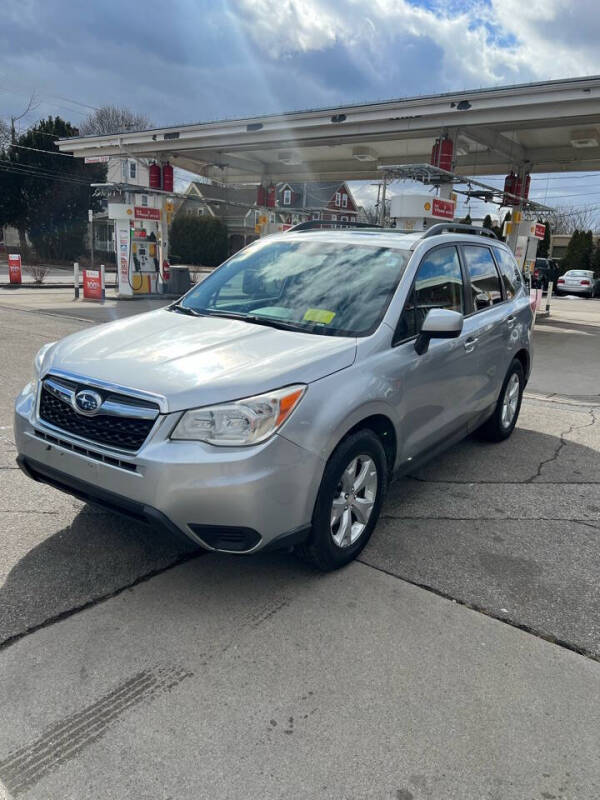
[477,359,525,442]
[295,429,388,571]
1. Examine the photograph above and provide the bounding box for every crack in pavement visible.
[357,559,600,665]
[0,548,206,652]
[381,515,600,526]
[526,407,598,483]
[406,476,600,485]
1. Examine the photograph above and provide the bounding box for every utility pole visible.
[379,173,387,226]
[89,209,95,271]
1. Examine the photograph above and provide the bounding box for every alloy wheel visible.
[330,454,378,548]
[501,373,520,429]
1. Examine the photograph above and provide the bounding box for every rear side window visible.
[494,247,521,300]
[462,246,503,311]
[396,246,463,342]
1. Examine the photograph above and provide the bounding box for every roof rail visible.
[422,223,498,240]
[287,219,382,232]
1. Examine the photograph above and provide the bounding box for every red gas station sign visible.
[8,254,22,284]
[134,206,161,220]
[533,223,546,239]
[82,269,102,301]
[432,197,455,219]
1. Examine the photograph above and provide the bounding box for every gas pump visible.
[504,215,546,286]
[109,193,169,298]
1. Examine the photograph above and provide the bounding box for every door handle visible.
[464,337,479,353]
[505,314,516,327]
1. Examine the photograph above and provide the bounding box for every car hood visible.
[43,309,357,411]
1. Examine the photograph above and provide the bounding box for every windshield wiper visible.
[170,305,336,334]
[169,303,201,316]
[201,308,314,333]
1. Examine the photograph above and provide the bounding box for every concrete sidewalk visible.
[1,555,599,800]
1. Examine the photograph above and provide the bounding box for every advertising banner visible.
[82,269,102,301]
[8,254,22,284]
[134,206,161,221]
[116,221,132,297]
[431,197,455,219]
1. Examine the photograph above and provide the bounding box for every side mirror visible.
[415,308,463,355]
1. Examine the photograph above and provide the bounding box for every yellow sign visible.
[258,214,268,225]
[303,308,336,324]
[423,201,431,212]
[513,211,523,223]
[255,223,262,234]
[504,221,513,235]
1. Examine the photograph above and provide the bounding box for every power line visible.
[0,155,88,180]
[0,85,98,113]
[0,165,90,186]
[0,160,92,186]
[0,165,93,188]
[9,142,74,158]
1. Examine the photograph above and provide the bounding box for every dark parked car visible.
[531,258,561,291]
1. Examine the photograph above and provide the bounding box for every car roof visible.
[265,229,512,253]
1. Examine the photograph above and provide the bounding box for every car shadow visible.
[1,425,598,648]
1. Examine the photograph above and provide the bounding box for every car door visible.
[389,244,475,462]
[459,244,512,418]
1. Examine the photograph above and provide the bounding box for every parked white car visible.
[556,270,598,297]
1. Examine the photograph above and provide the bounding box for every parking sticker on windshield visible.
[303,308,336,324]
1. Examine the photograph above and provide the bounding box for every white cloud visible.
[233,0,600,91]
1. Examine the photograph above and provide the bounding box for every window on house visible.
[312,212,320,220]
[335,192,341,207]
[283,189,292,205]
[342,194,348,208]
[129,161,137,180]
[341,215,348,222]
[197,208,204,216]
[141,195,149,207]
[331,214,337,221]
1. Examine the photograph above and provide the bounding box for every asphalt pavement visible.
[0,288,599,799]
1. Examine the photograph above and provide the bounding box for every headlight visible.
[33,342,56,380]
[171,384,306,446]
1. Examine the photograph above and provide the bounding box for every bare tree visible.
[78,105,152,136]
[7,93,39,144]
[545,205,598,234]
[0,119,10,151]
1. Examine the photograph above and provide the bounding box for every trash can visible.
[168,265,191,296]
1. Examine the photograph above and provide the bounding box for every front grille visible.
[33,429,138,472]
[38,378,158,452]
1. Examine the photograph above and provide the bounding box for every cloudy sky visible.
[2,0,600,216]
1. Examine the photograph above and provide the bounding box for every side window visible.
[462,246,503,311]
[396,246,463,342]
[493,247,521,299]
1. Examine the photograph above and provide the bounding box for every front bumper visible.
[15,382,322,553]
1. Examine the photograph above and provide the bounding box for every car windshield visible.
[176,237,410,336]
[566,270,591,277]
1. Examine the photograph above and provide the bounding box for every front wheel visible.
[295,429,388,571]
[477,359,524,442]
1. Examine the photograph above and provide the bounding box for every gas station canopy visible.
[58,75,600,182]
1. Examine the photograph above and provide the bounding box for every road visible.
[0,289,599,799]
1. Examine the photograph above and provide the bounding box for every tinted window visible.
[463,246,503,310]
[494,247,521,300]
[396,246,463,342]
[180,238,410,337]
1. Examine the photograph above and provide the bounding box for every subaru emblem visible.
[73,389,102,416]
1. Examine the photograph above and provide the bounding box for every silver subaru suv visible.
[15,224,532,570]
